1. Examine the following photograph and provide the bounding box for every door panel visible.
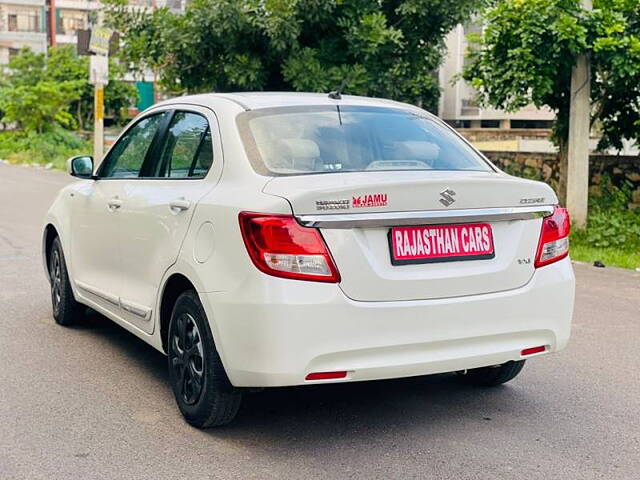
[70,179,125,314]
[117,108,221,333]
[70,111,167,318]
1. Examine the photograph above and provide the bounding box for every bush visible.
[0,129,91,169]
[569,175,640,269]
[571,176,640,251]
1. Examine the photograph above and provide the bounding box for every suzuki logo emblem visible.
[439,188,456,207]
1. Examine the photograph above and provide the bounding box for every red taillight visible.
[239,212,341,283]
[305,371,347,381]
[534,206,570,268]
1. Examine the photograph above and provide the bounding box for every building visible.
[54,0,99,46]
[439,22,555,131]
[0,0,183,113]
[0,0,47,63]
[0,0,184,63]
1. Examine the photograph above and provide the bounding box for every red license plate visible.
[389,223,495,265]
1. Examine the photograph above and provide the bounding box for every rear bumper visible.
[201,258,575,387]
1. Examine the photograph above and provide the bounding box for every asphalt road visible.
[1,162,639,480]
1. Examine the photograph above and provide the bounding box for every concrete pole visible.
[566,0,592,228]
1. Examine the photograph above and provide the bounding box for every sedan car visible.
[43,92,575,428]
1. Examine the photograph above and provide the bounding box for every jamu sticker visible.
[352,193,388,208]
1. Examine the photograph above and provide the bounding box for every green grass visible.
[570,241,640,270]
[0,129,91,170]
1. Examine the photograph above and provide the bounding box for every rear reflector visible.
[305,371,347,381]
[521,346,546,356]
[239,212,340,283]
[535,206,570,268]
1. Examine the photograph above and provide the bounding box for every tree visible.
[104,0,485,112]
[0,46,138,132]
[463,0,640,201]
[44,46,139,129]
[0,48,83,132]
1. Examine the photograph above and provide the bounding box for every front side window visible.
[238,106,492,176]
[154,112,213,179]
[100,112,166,178]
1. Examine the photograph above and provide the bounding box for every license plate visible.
[389,223,495,265]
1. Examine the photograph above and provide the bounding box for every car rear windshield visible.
[237,105,492,176]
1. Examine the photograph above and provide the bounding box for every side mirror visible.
[68,155,94,179]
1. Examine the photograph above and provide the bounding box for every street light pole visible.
[566,0,592,228]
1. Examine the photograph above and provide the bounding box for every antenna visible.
[328,78,348,100]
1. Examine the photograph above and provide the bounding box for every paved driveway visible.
[1,163,638,479]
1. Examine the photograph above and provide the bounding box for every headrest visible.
[389,141,440,161]
[277,139,320,160]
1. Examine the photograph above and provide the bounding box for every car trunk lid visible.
[263,171,556,301]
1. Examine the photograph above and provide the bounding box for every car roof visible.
[155,91,425,114]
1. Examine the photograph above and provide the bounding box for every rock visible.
[525,158,540,168]
[589,185,602,197]
[632,189,640,204]
[626,172,640,182]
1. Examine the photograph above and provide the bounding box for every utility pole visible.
[566,0,592,228]
[86,28,112,165]
[47,0,56,47]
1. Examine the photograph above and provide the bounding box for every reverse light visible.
[239,212,341,283]
[534,206,570,268]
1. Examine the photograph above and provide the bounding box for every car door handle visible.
[169,198,191,212]
[107,197,122,211]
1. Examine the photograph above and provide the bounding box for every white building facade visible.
[439,22,555,130]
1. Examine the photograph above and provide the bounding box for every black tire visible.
[49,236,84,326]
[167,290,242,428]
[460,360,526,387]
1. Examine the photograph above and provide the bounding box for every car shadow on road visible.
[79,308,529,448]
[78,309,169,385]
[213,374,526,448]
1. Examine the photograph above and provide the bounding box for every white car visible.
[43,92,575,428]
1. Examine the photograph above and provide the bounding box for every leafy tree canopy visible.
[0,46,138,132]
[463,0,640,151]
[105,0,485,112]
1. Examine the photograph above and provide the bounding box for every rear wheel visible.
[459,360,526,387]
[167,290,242,428]
[49,236,84,326]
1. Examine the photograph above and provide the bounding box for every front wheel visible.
[167,291,242,428]
[459,360,526,387]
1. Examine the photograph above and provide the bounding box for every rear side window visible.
[100,113,166,178]
[154,111,213,179]
[237,106,491,176]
